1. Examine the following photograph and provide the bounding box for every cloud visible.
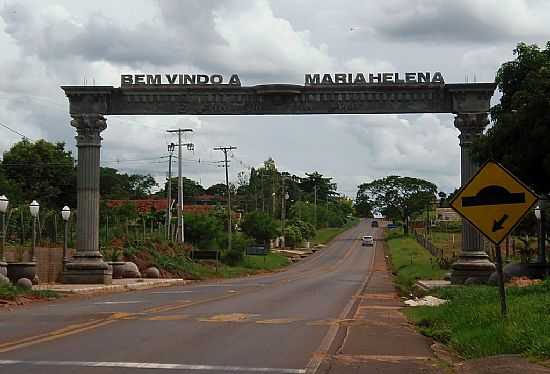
[367,0,550,44]
[0,0,548,198]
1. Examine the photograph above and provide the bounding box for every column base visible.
[450,251,496,284]
[0,261,7,278]
[63,254,112,284]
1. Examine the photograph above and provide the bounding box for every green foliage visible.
[241,211,279,243]
[289,219,316,240]
[206,183,227,197]
[1,139,76,208]
[220,233,252,265]
[100,167,157,199]
[386,234,446,294]
[312,218,359,244]
[0,281,58,301]
[184,213,223,249]
[406,281,550,360]
[472,41,550,195]
[161,177,205,202]
[357,176,437,234]
[354,199,374,218]
[284,225,303,248]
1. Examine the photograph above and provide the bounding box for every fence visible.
[3,246,76,283]
[414,229,520,264]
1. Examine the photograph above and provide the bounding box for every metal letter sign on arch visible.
[450,161,538,245]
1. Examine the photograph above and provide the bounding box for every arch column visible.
[450,112,496,284]
[63,114,112,284]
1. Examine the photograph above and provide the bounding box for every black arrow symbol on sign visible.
[492,214,509,232]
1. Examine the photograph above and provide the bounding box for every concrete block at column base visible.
[63,261,112,284]
[0,261,6,277]
[450,251,496,285]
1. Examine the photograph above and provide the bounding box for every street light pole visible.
[166,143,175,241]
[29,200,39,262]
[535,204,546,275]
[0,195,8,276]
[61,206,71,266]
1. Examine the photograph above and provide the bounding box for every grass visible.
[150,251,290,280]
[0,281,58,301]
[386,231,447,294]
[312,218,360,245]
[405,281,550,360]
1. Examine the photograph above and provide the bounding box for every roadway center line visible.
[0,360,306,373]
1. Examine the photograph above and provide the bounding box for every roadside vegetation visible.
[0,281,58,302]
[313,217,359,245]
[385,230,446,294]
[405,281,550,360]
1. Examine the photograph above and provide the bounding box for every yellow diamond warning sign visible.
[450,161,538,245]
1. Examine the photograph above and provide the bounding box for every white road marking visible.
[152,291,194,294]
[92,301,144,305]
[0,360,306,373]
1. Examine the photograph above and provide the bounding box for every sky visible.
[0,0,549,198]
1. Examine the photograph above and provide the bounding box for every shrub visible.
[285,225,303,248]
[241,212,279,245]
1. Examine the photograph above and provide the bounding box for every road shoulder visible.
[324,239,445,373]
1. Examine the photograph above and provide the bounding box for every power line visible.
[0,121,29,140]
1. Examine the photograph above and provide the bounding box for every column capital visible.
[71,114,107,147]
[454,112,488,146]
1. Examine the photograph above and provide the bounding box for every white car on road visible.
[361,235,374,246]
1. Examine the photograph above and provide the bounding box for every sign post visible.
[450,161,538,317]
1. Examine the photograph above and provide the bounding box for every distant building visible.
[436,207,461,222]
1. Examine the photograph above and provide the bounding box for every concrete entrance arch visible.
[62,76,496,284]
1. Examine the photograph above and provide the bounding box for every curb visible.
[33,279,191,295]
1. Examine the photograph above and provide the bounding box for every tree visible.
[184,213,223,249]
[357,176,437,234]
[354,199,374,217]
[160,177,205,202]
[240,211,279,246]
[101,168,157,200]
[1,139,76,208]
[206,183,227,197]
[100,167,130,199]
[300,171,337,202]
[128,174,157,199]
[472,42,550,195]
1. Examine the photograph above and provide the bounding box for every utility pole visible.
[272,174,276,218]
[281,175,285,248]
[281,174,289,248]
[214,146,237,252]
[167,129,193,244]
[166,142,175,240]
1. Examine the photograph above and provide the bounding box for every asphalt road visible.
[0,219,379,374]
